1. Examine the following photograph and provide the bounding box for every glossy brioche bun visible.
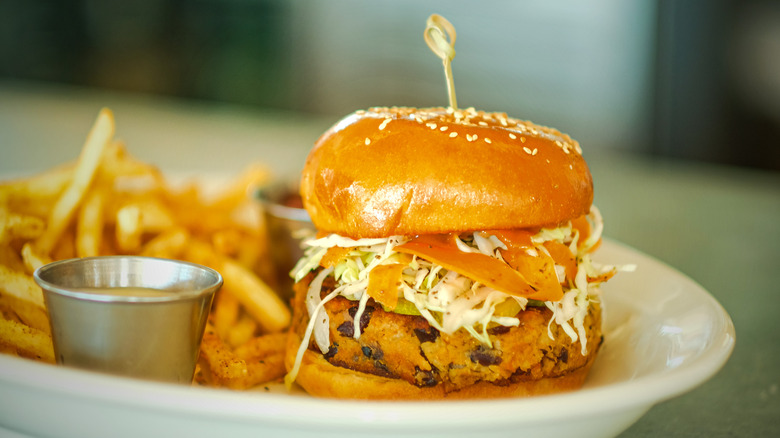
[300,107,593,238]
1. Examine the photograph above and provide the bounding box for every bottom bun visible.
[285,328,598,400]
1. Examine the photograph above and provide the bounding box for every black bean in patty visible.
[413,366,439,387]
[323,343,338,359]
[337,321,354,337]
[469,345,502,366]
[413,326,440,343]
[348,305,375,332]
[558,347,569,364]
[487,325,511,335]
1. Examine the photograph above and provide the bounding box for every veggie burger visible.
[285,106,625,399]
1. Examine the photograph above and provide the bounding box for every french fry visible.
[233,332,287,360]
[0,245,24,272]
[211,228,242,257]
[0,162,73,199]
[100,141,163,181]
[0,303,22,324]
[184,240,290,333]
[0,212,45,242]
[238,353,286,389]
[0,163,74,217]
[34,108,114,255]
[196,324,286,389]
[21,242,51,274]
[2,108,288,388]
[115,204,142,252]
[235,236,264,268]
[0,264,45,309]
[211,290,240,340]
[139,228,189,259]
[196,324,249,387]
[76,187,105,257]
[0,264,49,333]
[234,332,287,387]
[50,229,76,261]
[219,257,291,333]
[136,198,174,232]
[0,316,54,363]
[0,293,50,334]
[209,163,271,210]
[227,314,258,348]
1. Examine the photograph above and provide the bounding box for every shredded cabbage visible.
[306,267,334,353]
[285,205,633,386]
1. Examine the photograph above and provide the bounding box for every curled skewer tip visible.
[424,14,458,110]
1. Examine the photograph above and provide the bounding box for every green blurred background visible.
[1,0,778,170]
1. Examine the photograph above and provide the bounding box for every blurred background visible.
[0,2,778,437]
[1,0,779,171]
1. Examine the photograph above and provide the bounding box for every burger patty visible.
[291,275,603,394]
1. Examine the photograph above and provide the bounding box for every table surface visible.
[1,80,778,437]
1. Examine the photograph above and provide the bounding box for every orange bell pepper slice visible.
[396,233,562,302]
[366,263,406,310]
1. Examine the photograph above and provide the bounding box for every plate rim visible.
[0,239,736,429]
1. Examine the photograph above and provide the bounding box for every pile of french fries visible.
[0,108,291,389]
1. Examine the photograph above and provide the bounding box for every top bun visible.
[300,107,593,238]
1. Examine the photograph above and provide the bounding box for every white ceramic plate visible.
[0,240,734,438]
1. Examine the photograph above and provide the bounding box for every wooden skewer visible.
[424,14,458,110]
